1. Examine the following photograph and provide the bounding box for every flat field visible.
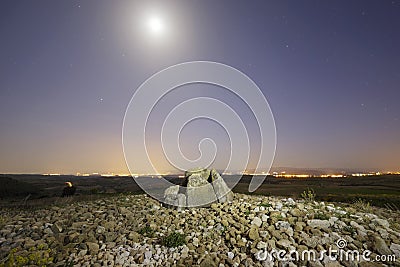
[1,174,399,209]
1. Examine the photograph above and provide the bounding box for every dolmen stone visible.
[164,185,187,208]
[186,173,216,207]
[163,168,234,208]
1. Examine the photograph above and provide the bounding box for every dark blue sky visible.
[1,1,399,173]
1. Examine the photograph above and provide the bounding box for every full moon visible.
[147,16,164,35]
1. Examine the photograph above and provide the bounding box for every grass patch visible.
[63,259,75,267]
[0,216,6,228]
[161,232,186,247]
[301,188,316,202]
[342,225,356,235]
[352,198,372,213]
[314,212,330,220]
[0,244,53,267]
[260,203,272,208]
[138,225,155,238]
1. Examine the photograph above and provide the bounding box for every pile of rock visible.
[1,193,400,266]
[164,168,234,208]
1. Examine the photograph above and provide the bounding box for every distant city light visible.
[42,171,400,177]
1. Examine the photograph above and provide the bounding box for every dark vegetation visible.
[161,232,186,248]
[138,225,155,238]
[0,174,399,210]
[232,174,400,210]
[0,176,40,198]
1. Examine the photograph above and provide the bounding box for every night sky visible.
[1,1,399,174]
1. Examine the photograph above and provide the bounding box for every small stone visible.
[145,250,152,260]
[326,206,335,212]
[377,227,389,239]
[373,234,392,255]
[275,202,283,210]
[78,249,87,257]
[325,262,343,267]
[390,243,400,257]
[257,241,268,249]
[51,223,63,234]
[294,222,304,231]
[372,218,390,229]
[192,237,199,247]
[308,261,324,267]
[307,219,330,231]
[287,198,295,205]
[259,230,269,239]
[275,221,290,230]
[255,250,269,261]
[276,239,291,249]
[329,217,339,225]
[248,227,259,241]
[290,208,304,217]
[86,242,99,254]
[335,209,347,215]
[43,228,53,235]
[23,238,35,248]
[200,255,217,267]
[128,231,140,242]
[251,217,262,227]
[104,221,116,230]
[68,232,80,243]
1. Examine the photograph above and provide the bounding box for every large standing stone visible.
[165,192,186,208]
[163,168,234,208]
[176,193,186,207]
[164,185,179,197]
[187,173,209,187]
[185,168,211,181]
[186,173,216,207]
[210,169,234,203]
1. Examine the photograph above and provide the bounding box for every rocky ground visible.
[0,193,399,266]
